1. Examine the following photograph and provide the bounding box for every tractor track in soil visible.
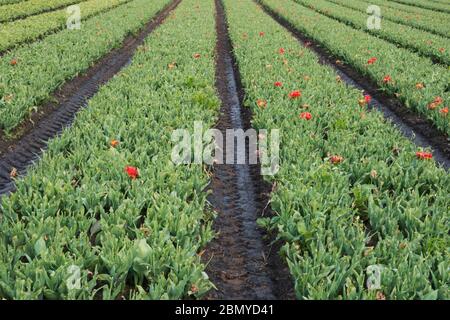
[256,0,450,170]
[202,0,295,300]
[0,0,181,197]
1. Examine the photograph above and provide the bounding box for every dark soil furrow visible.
[203,0,295,300]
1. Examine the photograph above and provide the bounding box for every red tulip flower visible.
[364,95,371,104]
[110,140,119,148]
[299,112,312,120]
[429,97,444,110]
[433,96,443,105]
[10,58,17,66]
[259,31,265,37]
[383,75,392,83]
[428,102,437,110]
[125,166,139,179]
[416,151,432,160]
[257,99,267,109]
[330,155,343,164]
[279,48,285,54]
[289,90,301,99]
[274,81,283,87]
[367,57,377,65]
[193,53,201,59]
[440,107,448,116]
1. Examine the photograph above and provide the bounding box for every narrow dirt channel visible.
[256,0,450,170]
[203,0,295,300]
[0,0,181,197]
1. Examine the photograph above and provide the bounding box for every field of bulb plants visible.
[0,0,448,300]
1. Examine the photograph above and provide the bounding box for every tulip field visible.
[0,0,171,132]
[230,0,448,299]
[0,0,132,53]
[261,0,450,135]
[0,0,449,302]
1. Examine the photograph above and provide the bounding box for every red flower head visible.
[367,57,377,65]
[416,151,432,160]
[289,90,301,99]
[257,99,267,109]
[259,31,265,37]
[299,112,312,120]
[274,81,283,87]
[429,97,444,110]
[125,166,139,179]
[330,155,343,164]
[440,107,448,116]
[364,95,371,104]
[10,58,17,66]
[383,75,392,83]
[193,53,201,59]
[279,48,285,55]
[433,96,443,105]
[110,140,119,148]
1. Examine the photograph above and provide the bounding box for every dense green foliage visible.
[391,0,450,13]
[0,0,83,23]
[0,0,132,54]
[0,0,219,299]
[224,0,449,299]
[328,0,450,38]
[0,0,448,300]
[0,0,171,132]
[294,0,450,65]
[0,0,26,5]
[260,0,450,135]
